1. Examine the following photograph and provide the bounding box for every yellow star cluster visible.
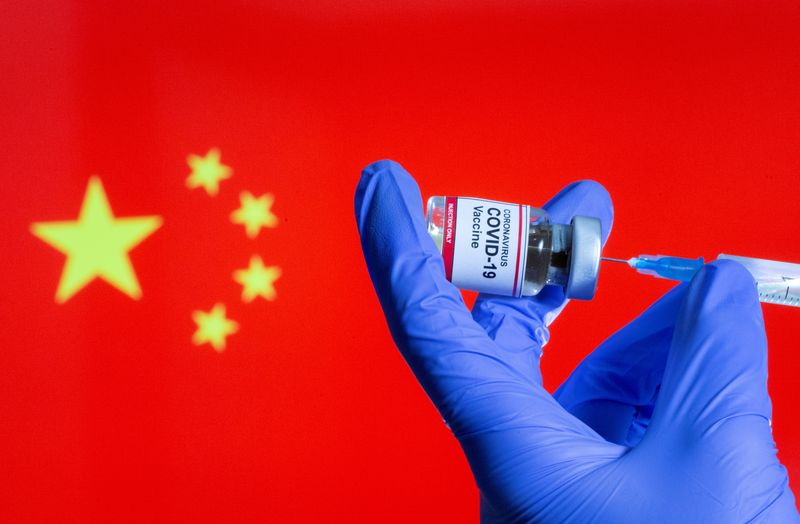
[186,148,281,352]
[30,147,281,354]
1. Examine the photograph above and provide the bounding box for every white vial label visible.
[442,197,529,297]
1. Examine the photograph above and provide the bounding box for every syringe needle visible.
[601,257,632,264]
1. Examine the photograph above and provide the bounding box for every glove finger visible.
[470,180,613,385]
[642,260,794,518]
[553,283,687,445]
[648,260,771,437]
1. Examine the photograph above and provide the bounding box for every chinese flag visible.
[1,1,799,521]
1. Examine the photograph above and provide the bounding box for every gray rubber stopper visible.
[565,215,602,300]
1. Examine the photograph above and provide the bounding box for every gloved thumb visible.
[647,259,771,439]
[641,260,798,521]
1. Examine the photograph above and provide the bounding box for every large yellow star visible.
[186,148,232,196]
[30,177,162,304]
[230,191,278,238]
[233,255,281,302]
[192,303,239,352]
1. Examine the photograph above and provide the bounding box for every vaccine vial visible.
[426,196,602,299]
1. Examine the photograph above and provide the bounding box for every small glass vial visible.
[426,196,602,299]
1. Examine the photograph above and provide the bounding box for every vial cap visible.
[565,215,602,300]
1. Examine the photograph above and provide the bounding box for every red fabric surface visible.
[1,1,799,521]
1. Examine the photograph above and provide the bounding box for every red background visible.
[1,1,799,521]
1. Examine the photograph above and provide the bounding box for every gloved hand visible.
[355,159,799,523]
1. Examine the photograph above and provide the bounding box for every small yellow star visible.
[230,191,278,238]
[233,255,281,302]
[186,148,232,196]
[192,303,239,352]
[31,177,162,303]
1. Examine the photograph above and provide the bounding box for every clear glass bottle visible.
[426,196,601,300]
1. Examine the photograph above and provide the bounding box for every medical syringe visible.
[602,254,800,308]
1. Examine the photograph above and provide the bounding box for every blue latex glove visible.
[355,160,799,523]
